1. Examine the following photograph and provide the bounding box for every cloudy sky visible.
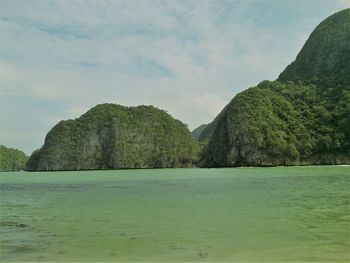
[1,0,349,154]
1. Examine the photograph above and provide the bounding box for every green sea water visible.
[0,166,349,262]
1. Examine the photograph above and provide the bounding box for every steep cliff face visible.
[0,145,28,171]
[27,104,200,171]
[203,9,350,167]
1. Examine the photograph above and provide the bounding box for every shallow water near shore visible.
[0,166,349,262]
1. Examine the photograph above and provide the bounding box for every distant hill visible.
[191,124,207,140]
[0,145,28,171]
[27,104,200,171]
[203,9,350,166]
[198,104,229,142]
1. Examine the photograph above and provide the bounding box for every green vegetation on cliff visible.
[203,9,350,166]
[0,145,28,171]
[27,104,200,171]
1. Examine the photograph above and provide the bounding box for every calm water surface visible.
[0,166,349,262]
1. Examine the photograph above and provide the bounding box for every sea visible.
[0,166,349,262]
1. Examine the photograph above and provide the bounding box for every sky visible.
[1,0,349,155]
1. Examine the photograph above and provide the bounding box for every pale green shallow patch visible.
[0,166,349,262]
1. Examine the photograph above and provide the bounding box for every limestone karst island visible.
[0,3,349,262]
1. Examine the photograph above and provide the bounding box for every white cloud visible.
[336,0,350,8]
